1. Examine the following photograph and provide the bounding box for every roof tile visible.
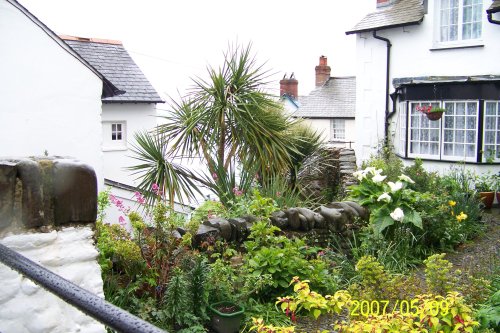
[293,77,356,118]
[346,0,424,34]
[62,38,163,103]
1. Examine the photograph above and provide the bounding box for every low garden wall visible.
[0,157,105,333]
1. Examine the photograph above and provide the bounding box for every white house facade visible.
[289,57,356,147]
[0,0,121,186]
[347,0,500,173]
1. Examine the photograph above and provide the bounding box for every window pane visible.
[456,116,465,128]
[466,144,475,157]
[485,117,495,130]
[430,129,440,141]
[486,102,496,115]
[444,129,453,142]
[466,130,475,143]
[485,131,495,144]
[466,117,475,129]
[463,6,472,22]
[455,144,464,156]
[456,130,465,143]
[444,143,453,155]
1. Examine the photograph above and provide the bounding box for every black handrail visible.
[0,243,167,333]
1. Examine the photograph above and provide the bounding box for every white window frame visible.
[441,101,479,162]
[408,101,442,160]
[396,102,407,156]
[483,101,500,163]
[433,0,483,48]
[331,119,346,141]
[103,121,127,151]
[406,100,478,162]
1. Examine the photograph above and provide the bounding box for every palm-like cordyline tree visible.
[130,44,321,207]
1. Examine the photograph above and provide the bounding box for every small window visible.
[103,121,127,151]
[111,123,123,141]
[331,119,346,140]
[438,0,482,43]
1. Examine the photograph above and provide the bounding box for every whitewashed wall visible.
[0,227,105,333]
[101,103,157,187]
[354,0,500,170]
[302,118,356,147]
[0,0,104,187]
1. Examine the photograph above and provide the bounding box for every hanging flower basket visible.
[416,105,445,121]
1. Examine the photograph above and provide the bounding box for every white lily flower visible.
[372,174,387,183]
[377,192,392,202]
[390,207,405,222]
[388,181,403,192]
[365,167,376,175]
[353,170,365,181]
[398,174,415,184]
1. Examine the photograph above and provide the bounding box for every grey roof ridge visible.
[6,0,123,98]
[345,0,424,35]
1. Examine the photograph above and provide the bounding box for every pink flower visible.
[212,173,218,180]
[152,183,161,195]
[109,194,117,204]
[232,187,243,196]
[134,191,146,204]
[276,191,282,198]
[118,216,126,226]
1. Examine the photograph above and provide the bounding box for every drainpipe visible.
[487,12,500,25]
[372,30,393,146]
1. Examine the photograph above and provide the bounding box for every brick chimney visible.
[315,56,331,87]
[280,73,298,99]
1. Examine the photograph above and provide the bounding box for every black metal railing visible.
[0,243,166,333]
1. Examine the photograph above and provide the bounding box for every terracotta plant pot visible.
[209,301,245,333]
[479,191,495,209]
[426,112,444,121]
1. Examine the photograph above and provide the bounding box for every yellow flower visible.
[449,200,456,207]
[456,212,468,222]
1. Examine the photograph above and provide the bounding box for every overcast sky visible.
[19,0,373,103]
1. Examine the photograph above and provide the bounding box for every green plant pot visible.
[209,301,245,333]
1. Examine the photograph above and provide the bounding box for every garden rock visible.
[313,213,326,229]
[228,218,248,242]
[284,208,301,230]
[205,218,232,240]
[270,211,288,228]
[193,224,219,247]
[318,206,344,232]
[343,201,369,220]
[329,201,359,220]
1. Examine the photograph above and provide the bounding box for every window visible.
[103,121,127,151]
[396,102,407,156]
[442,101,477,160]
[331,119,345,140]
[403,101,480,162]
[111,123,123,141]
[439,0,482,43]
[409,102,441,159]
[484,101,500,162]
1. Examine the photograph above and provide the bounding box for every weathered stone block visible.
[0,162,17,230]
[53,159,97,225]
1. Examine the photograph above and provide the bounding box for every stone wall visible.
[0,157,105,333]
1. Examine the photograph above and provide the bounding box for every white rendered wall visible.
[0,227,105,333]
[354,0,500,167]
[0,0,104,187]
[102,103,157,187]
[302,118,356,147]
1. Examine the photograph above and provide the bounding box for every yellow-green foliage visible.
[350,255,389,300]
[95,221,142,274]
[276,277,351,320]
[424,253,459,296]
[262,278,479,333]
[250,318,296,333]
[334,292,479,333]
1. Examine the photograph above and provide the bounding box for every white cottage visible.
[0,0,122,185]
[347,0,500,173]
[60,36,192,222]
[285,57,356,147]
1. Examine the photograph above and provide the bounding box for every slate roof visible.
[292,77,356,118]
[487,0,500,13]
[346,0,425,35]
[62,36,163,103]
